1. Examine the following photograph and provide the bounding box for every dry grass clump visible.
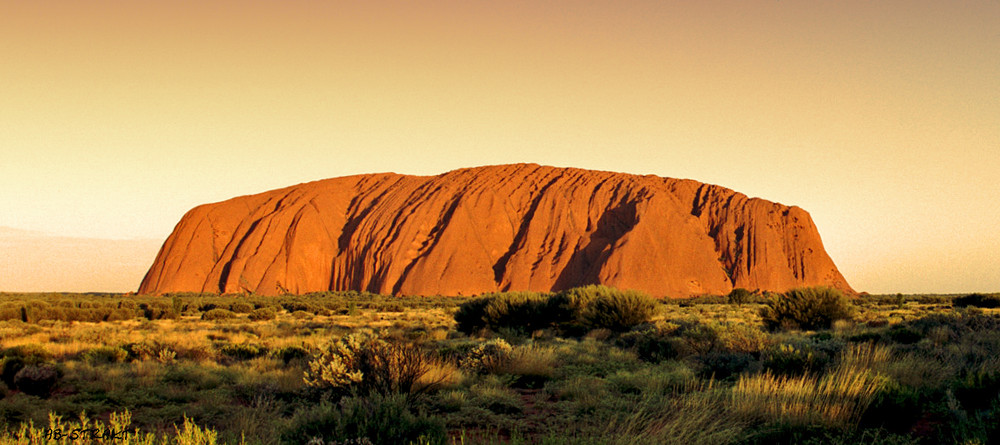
[606,391,745,445]
[495,344,558,379]
[838,342,892,370]
[414,358,463,393]
[732,365,887,426]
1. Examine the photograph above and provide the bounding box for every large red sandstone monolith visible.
[139,164,853,298]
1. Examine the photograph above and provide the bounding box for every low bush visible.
[201,308,237,321]
[282,393,446,445]
[728,288,756,305]
[468,380,524,415]
[717,323,772,355]
[698,352,759,380]
[220,343,269,361]
[456,292,552,336]
[455,286,656,336]
[247,307,277,321]
[123,341,175,362]
[13,364,60,397]
[281,301,321,314]
[763,344,820,376]
[761,287,854,331]
[305,333,434,396]
[292,310,313,319]
[953,293,1000,309]
[616,322,684,362]
[138,302,177,320]
[886,325,922,344]
[459,338,513,374]
[230,301,254,313]
[0,344,50,387]
[273,345,311,364]
[575,286,657,333]
[81,345,129,364]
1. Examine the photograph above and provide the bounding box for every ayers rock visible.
[140,164,852,298]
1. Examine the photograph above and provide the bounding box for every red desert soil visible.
[139,164,852,298]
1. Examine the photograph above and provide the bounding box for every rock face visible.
[139,164,853,298]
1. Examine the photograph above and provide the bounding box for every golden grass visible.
[732,365,887,426]
[415,357,464,392]
[496,344,558,378]
[606,391,744,445]
[839,342,892,370]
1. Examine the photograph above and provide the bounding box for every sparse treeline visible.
[0,291,458,324]
[0,287,997,444]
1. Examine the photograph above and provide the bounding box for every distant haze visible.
[0,228,161,293]
[1,1,997,294]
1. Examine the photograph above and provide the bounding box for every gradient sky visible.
[1,1,997,294]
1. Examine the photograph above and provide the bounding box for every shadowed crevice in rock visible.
[553,198,639,290]
[491,173,564,287]
[216,218,262,292]
[393,193,465,295]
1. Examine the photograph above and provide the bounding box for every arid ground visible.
[0,288,998,444]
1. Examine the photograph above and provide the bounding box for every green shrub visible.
[292,310,313,319]
[886,325,922,344]
[717,323,772,354]
[468,380,524,414]
[454,291,554,335]
[697,351,758,380]
[482,292,551,334]
[574,286,657,333]
[122,341,174,362]
[81,346,129,364]
[454,298,491,334]
[305,333,433,396]
[761,287,854,331]
[230,301,254,313]
[675,321,723,356]
[459,339,514,374]
[953,293,1000,309]
[728,288,755,305]
[13,364,60,397]
[281,301,321,314]
[201,308,237,321]
[616,322,685,362]
[220,343,269,361]
[282,393,446,445]
[763,344,820,376]
[247,307,277,321]
[455,286,655,336]
[138,302,177,320]
[273,345,311,364]
[0,344,50,387]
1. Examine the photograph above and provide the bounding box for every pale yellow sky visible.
[1,1,997,293]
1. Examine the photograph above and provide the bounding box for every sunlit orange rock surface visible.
[139,164,853,298]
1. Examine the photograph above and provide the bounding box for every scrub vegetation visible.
[0,287,997,444]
